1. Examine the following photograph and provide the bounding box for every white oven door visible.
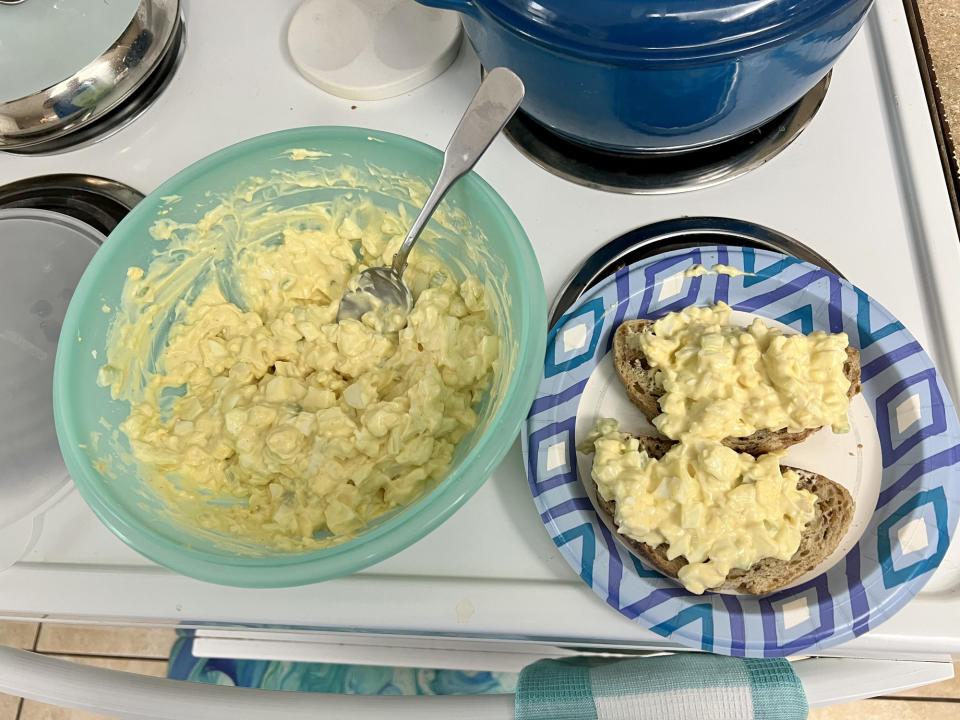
[0,630,951,719]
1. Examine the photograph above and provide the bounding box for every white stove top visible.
[1,0,958,658]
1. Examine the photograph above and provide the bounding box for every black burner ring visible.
[500,73,831,194]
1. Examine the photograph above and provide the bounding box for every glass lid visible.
[0,0,141,103]
[0,208,102,528]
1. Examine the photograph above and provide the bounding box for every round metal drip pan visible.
[550,217,842,327]
[2,14,185,156]
[503,73,830,195]
[0,174,143,235]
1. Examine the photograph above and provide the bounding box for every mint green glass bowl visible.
[53,127,547,587]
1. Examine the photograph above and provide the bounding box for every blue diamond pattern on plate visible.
[878,487,949,589]
[875,369,947,467]
[635,249,703,318]
[524,246,960,657]
[759,575,833,655]
[545,297,605,378]
[526,418,576,497]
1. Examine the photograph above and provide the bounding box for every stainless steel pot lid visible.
[0,208,103,529]
[0,0,180,149]
[0,0,140,104]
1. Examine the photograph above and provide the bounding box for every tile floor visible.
[0,620,959,718]
[0,621,173,720]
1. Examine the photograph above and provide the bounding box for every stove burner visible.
[3,16,185,156]
[550,217,843,327]
[0,174,143,236]
[504,74,831,195]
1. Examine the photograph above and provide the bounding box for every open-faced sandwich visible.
[582,420,854,595]
[613,301,862,454]
[581,302,860,594]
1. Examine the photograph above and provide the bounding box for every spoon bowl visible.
[337,67,524,326]
[338,266,413,331]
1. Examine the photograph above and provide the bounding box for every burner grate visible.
[501,74,831,194]
[0,174,143,235]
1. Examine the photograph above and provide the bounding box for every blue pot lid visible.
[472,0,868,62]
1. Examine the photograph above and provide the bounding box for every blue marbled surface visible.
[168,635,517,695]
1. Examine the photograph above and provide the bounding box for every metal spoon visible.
[337,67,525,329]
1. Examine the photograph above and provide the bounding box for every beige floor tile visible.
[0,620,39,649]
[0,692,20,720]
[36,624,175,659]
[891,662,960,699]
[916,0,960,156]
[18,656,168,720]
[811,698,960,719]
[19,700,115,720]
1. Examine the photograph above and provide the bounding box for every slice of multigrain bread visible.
[593,435,854,595]
[612,319,862,454]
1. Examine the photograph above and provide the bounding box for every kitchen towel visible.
[515,654,808,720]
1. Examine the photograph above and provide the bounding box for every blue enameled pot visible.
[417,0,873,152]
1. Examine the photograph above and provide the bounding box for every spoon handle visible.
[391,67,525,277]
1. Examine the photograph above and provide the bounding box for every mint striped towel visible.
[515,654,807,720]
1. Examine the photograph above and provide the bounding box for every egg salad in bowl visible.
[53,127,547,586]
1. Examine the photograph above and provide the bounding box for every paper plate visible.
[523,246,960,657]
